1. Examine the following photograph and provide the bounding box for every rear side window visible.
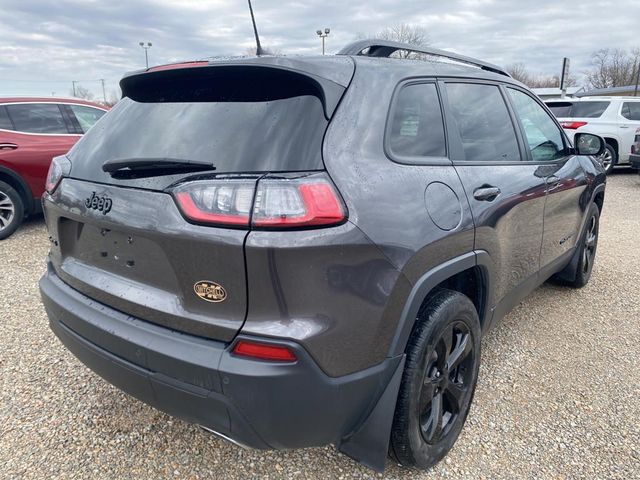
[5,103,68,134]
[445,83,520,162]
[621,102,640,121]
[69,105,106,133]
[387,83,446,158]
[0,106,13,130]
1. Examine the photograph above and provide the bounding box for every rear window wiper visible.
[102,157,216,178]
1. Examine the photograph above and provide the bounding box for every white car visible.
[546,96,640,173]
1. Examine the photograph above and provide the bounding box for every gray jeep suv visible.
[39,40,606,471]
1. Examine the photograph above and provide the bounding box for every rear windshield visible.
[546,101,610,118]
[69,91,328,173]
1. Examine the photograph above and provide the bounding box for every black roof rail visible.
[337,39,510,78]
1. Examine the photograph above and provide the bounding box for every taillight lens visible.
[172,173,346,229]
[173,179,255,227]
[560,121,588,130]
[232,340,297,362]
[252,175,346,228]
[45,156,72,194]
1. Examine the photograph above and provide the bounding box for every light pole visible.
[139,42,152,68]
[316,28,330,55]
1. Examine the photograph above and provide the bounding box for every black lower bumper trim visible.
[40,266,400,452]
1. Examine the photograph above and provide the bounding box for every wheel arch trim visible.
[387,250,493,358]
[0,165,34,214]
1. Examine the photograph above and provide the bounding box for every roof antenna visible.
[247,0,265,56]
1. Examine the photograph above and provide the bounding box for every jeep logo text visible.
[85,192,113,215]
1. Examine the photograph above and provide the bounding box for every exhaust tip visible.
[198,425,251,450]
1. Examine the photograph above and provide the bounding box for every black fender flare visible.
[0,165,35,214]
[387,250,493,357]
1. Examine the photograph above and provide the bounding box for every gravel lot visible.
[1,171,639,480]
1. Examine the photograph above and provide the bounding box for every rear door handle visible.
[0,143,18,150]
[620,125,630,129]
[473,186,501,201]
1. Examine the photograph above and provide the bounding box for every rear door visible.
[505,87,588,271]
[0,103,79,199]
[441,80,547,320]
[45,63,350,342]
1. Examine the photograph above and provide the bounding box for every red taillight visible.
[172,173,346,229]
[232,340,297,362]
[252,177,346,228]
[172,179,254,227]
[560,121,588,130]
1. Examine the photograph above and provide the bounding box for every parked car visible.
[546,96,640,173]
[0,97,107,239]
[39,40,606,472]
[630,127,640,171]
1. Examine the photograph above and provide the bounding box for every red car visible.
[0,97,107,239]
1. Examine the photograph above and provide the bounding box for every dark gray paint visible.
[39,51,606,470]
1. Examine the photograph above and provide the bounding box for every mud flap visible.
[337,355,405,472]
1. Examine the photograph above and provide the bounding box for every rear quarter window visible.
[571,101,610,118]
[386,82,446,160]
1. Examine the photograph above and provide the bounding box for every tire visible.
[598,144,616,174]
[562,203,600,288]
[389,289,481,469]
[0,180,24,240]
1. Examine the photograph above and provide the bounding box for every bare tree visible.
[70,85,94,100]
[506,63,578,89]
[358,23,430,59]
[586,48,640,89]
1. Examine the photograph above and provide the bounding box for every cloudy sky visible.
[1,0,637,100]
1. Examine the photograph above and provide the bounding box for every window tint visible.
[0,106,13,130]
[571,101,610,118]
[6,103,68,134]
[621,102,640,121]
[508,89,567,162]
[445,83,520,162]
[546,102,573,117]
[69,105,106,133]
[546,101,610,118]
[388,83,446,158]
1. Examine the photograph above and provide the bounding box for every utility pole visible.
[72,80,77,97]
[316,28,330,55]
[100,79,106,104]
[634,62,640,97]
[139,42,152,68]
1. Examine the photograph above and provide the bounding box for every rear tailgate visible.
[44,59,354,341]
[44,178,254,340]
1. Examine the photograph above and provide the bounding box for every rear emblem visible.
[194,281,227,303]
[85,192,112,215]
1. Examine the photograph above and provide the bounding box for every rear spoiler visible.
[120,59,354,119]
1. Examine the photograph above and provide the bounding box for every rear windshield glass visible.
[547,101,610,118]
[69,92,328,173]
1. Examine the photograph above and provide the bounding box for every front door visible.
[505,87,588,271]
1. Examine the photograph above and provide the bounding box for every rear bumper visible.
[630,154,640,169]
[40,265,399,450]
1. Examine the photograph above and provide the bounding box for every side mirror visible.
[574,132,605,157]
